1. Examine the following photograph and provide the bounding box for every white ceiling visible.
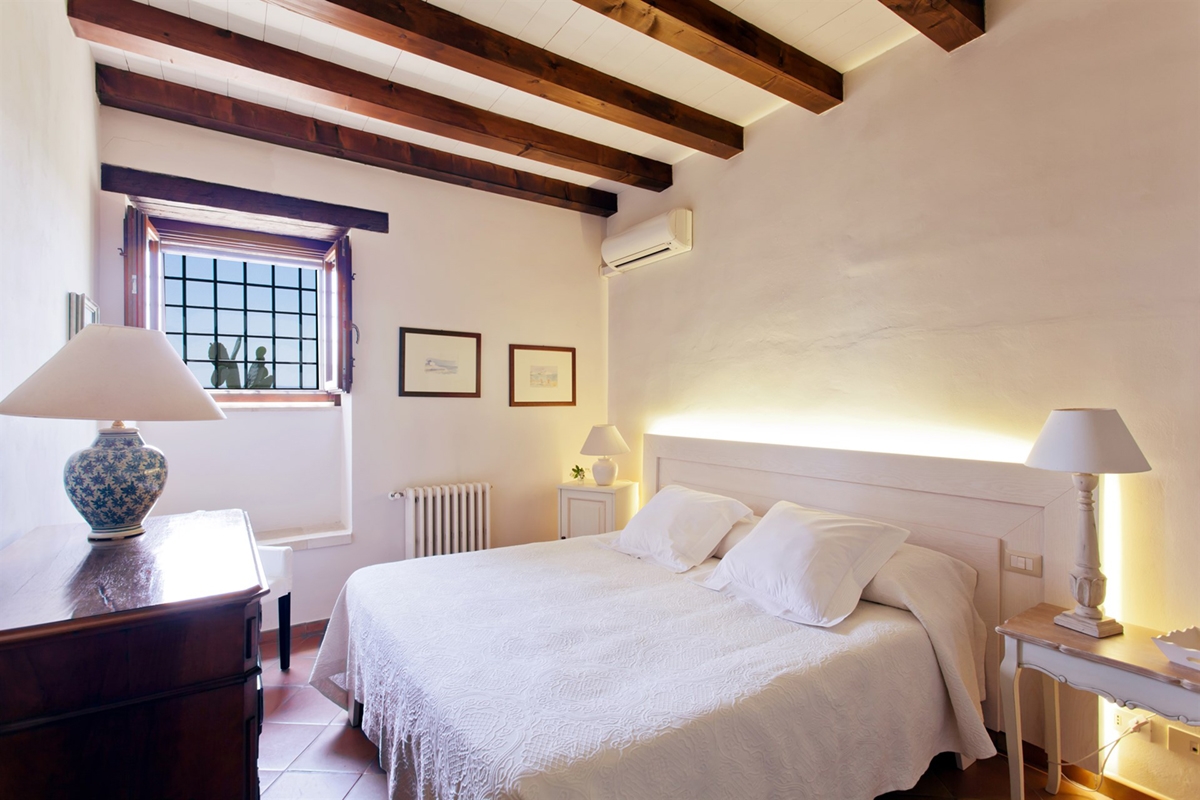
[91,0,917,196]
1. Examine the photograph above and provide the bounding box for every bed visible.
[312,434,1088,798]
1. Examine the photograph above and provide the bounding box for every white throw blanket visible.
[311,535,994,800]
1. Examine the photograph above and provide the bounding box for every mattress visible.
[311,534,993,800]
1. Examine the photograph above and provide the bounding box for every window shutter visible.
[336,235,354,393]
[123,207,146,327]
[323,234,354,394]
[122,207,160,329]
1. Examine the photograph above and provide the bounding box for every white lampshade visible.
[0,324,225,422]
[1025,409,1150,475]
[580,424,630,457]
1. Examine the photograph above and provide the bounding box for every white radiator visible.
[395,483,491,559]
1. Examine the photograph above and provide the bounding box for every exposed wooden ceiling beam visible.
[69,0,669,191]
[102,162,389,232]
[569,0,842,113]
[879,0,985,52]
[97,67,618,217]
[268,0,743,159]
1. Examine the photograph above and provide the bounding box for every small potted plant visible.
[571,465,586,482]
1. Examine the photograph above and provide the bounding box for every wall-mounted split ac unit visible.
[600,208,692,276]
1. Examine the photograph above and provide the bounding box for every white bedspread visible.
[311,535,993,800]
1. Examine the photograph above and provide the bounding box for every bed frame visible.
[642,434,1097,766]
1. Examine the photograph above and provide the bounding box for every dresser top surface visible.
[0,509,267,641]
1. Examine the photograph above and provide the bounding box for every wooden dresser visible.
[0,510,268,799]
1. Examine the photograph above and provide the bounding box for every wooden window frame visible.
[123,213,352,405]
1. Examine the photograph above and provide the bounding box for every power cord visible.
[1052,714,1156,793]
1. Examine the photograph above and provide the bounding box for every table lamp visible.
[1025,409,1150,637]
[0,324,225,543]
[580,424,630,486]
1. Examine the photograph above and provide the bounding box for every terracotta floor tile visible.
[261,770,360,800]
[259,722,326,771]
[261,640,280,660]
[259,770,283,792]
[290,723,381,773]
[272,687,343,725]
[263,656,317,686]
[344,773,388,800]
[264,685,303,719]
[879,767,954,798]
[293,635,323,656]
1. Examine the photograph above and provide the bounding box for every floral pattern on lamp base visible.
[64,427,167,542]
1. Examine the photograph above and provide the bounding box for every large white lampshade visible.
[1025,408,1150,638]
[0,325,225,542]
[580,424,630,486]
[1025,409,1150,475]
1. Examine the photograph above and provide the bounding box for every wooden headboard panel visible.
[642,434,1094,762]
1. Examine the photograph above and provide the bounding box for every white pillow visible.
[714,514,761,558]
[611,485,752,572]
[703,501,909,627]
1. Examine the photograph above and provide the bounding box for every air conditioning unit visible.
[600,208,692,276]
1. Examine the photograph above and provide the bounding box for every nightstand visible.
[997,603,1200,800]
[558,480,638,539]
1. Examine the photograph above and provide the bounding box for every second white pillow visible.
[704,501,909,627]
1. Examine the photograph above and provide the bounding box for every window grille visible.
[162,254,321,391]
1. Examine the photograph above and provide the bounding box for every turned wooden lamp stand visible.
[1025,409,1151,638]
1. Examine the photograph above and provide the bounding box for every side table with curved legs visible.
[998,604,1200,800]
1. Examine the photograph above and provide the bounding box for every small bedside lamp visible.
[580,424,630,487]
[1025,409,1150,638]
[0,324,225,543]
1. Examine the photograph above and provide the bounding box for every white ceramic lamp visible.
[1025,409,1150,638]
[580,424,630,487]
[0,324,225,542]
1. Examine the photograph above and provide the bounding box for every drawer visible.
[0,602,255,727]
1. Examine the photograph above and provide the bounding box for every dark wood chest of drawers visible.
[0,510,267,799]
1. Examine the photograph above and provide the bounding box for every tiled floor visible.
[260,633,1111,800]
[259,633,386,800]
[879,752,1108,799]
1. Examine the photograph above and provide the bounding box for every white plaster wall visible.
[138,408,345,533]
[607,0,1199,794]
[0,1,99,549]
[96,109,606,630]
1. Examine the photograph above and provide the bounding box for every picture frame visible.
[399,327,481,398]
[509,344,576,407]
[67,292,98,339]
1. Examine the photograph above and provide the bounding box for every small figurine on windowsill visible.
[246,346,275,389]
[571,465,586,482]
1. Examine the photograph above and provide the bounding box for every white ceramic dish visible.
[1154,627,1200,672]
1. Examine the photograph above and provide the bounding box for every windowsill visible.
[255,525,352,550]
[211,390,342,409]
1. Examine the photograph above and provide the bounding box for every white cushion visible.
[704,501,908,627]
[258,544,294,598]
[610,485,752,572]
[714,514,761,558]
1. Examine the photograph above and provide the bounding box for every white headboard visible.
[642,434,1094,761]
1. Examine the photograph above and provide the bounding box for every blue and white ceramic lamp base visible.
[63,423,167,543]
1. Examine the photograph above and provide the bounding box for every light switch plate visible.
[1003,549,1043,577]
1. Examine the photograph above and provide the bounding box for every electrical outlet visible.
[1168,726,1200,757]
[1113,711,1152,742]
[1003,549,1042,577]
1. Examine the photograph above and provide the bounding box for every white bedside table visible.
[558,480,638,539]
[997,603,1200,800]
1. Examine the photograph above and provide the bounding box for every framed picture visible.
[399,327,481,397]
[509,344,576,407]
[67,292,98,339]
